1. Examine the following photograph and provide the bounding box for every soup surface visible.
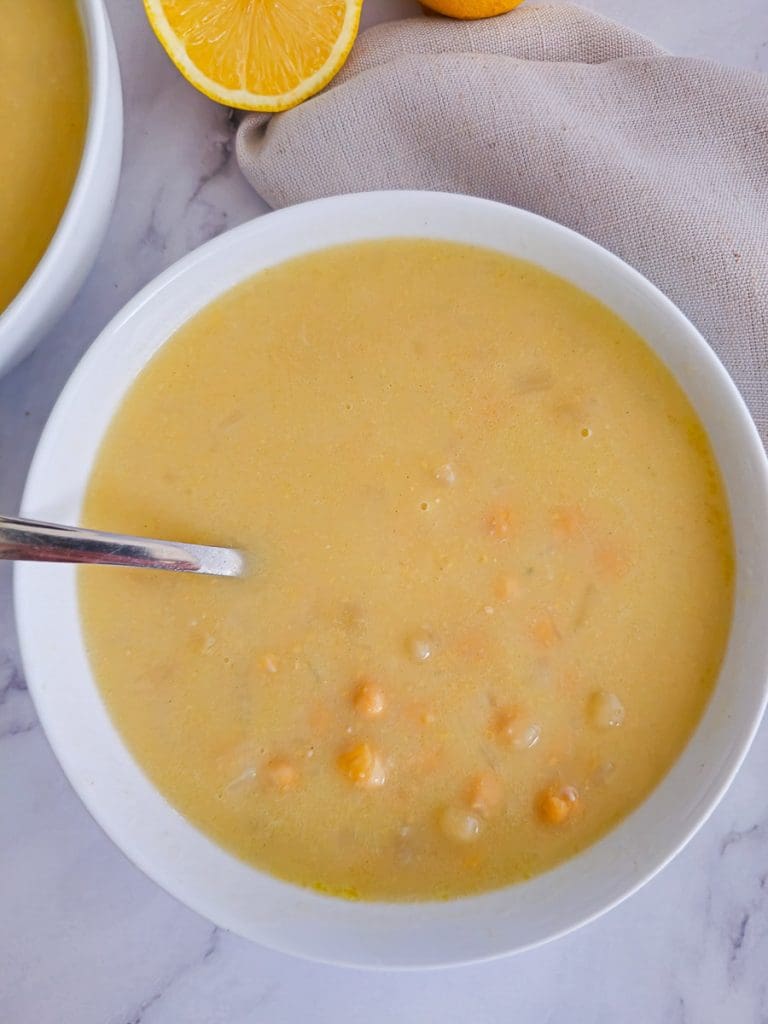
[0,0,87,313]
[80,240,733,900]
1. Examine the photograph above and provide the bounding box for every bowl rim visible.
[14,190,768,968]
[0,0,120,369]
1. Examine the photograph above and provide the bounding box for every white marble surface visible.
[2,2,768,1020]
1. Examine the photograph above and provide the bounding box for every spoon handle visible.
[0,515,245,577]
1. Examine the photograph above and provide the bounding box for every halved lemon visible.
[143,0,363,112]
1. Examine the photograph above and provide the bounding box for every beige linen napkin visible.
[237,5,768,442]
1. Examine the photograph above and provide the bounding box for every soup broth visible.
[80,239,733,900]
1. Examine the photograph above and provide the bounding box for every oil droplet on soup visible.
[79,239,734,901]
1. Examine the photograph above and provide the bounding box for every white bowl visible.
[0,0,123,377]
[15,192,768,968]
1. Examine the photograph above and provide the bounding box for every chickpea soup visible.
[79,239,734,901]
[0,0,88,313]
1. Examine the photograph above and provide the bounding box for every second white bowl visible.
[0,0,123,377]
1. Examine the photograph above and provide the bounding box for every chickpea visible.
[537,785,579,825]
[352,679,386,718]
[596,545,632,581]
[491,706,541,750]
[259,653,278,673]
[440,805,482,843]
[435,462,457,486]
[485,504,515,539]
[467,771,504,818]
[337,742,386,787]
[588,690,625,729]
[494,573,522,603]
[406,701,436,728]
[529,613,560,649]
[551,506,586,542]
[407,630,434,663]
[264,756,297,792]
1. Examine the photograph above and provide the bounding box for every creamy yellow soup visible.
[0,0,88,313]
[80,240,733,901]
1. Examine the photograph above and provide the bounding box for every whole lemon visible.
[422,0,524,19]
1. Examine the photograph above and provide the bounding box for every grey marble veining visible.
[1,1,768,1021]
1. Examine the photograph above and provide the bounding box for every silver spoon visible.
[0,515,245,578]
